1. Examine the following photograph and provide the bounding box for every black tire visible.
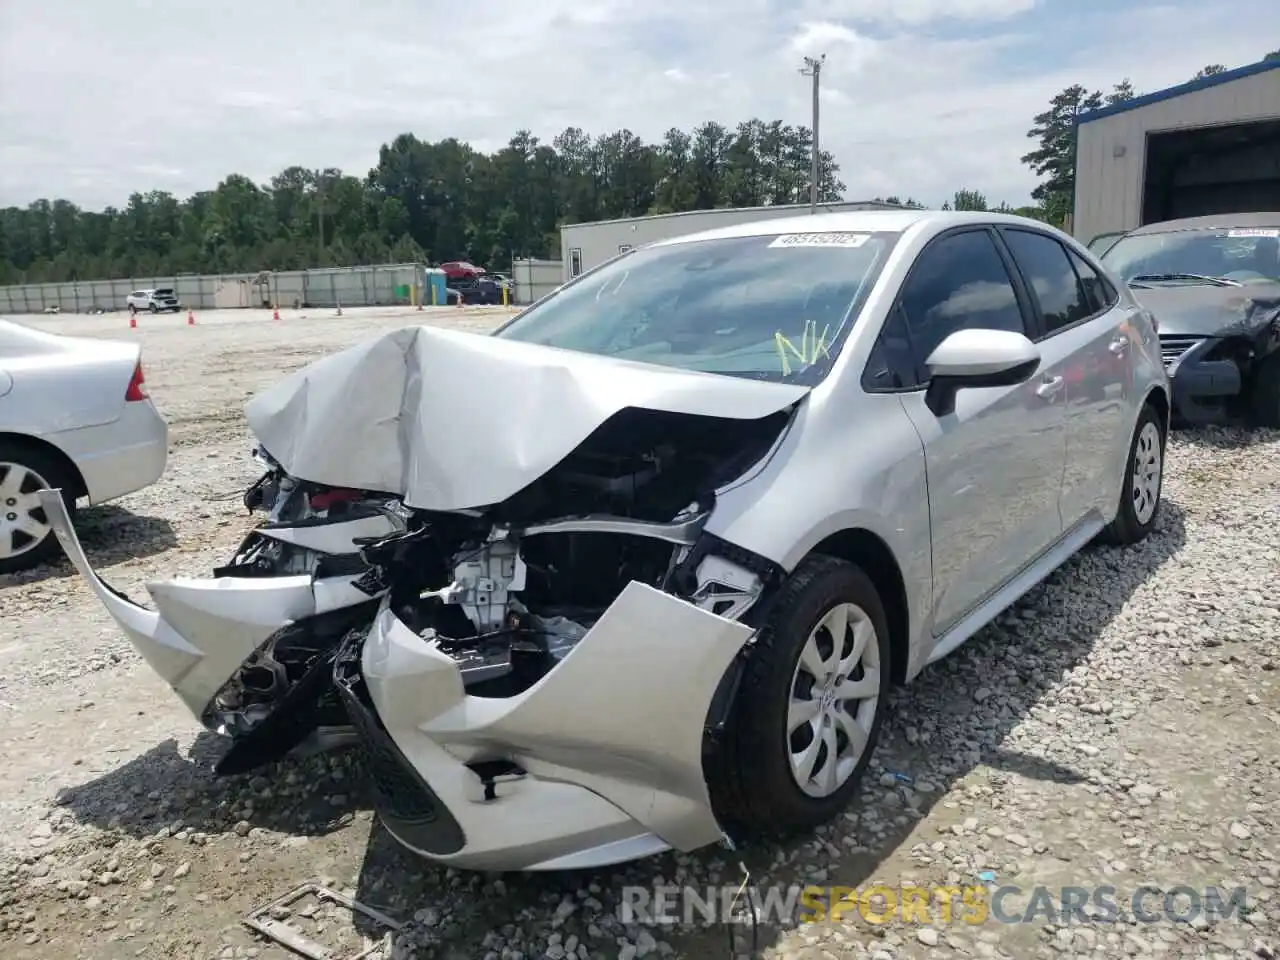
[148,303,158,314]
[0,443,77,575]
[1247,352,1280,428]
[708,555,892,837]
[1100,403,1165,546]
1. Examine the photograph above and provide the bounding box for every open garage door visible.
[1141,119,1280,225]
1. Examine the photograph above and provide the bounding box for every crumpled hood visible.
[244,324,809,511]
[1132,281,1280,338]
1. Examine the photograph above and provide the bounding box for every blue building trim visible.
[1077,57,1280,125]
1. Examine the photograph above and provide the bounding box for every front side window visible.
[1103,226,1280,284]
[897,230,1028,379]
[495,231,898,385]
[1002,229,1090,334]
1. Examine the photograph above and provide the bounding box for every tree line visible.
[1,50,1276,285]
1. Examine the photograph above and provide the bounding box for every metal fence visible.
[511,258,564,306]
[0,263,425,315]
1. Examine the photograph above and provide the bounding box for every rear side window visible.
[1065,249,1116,315]
[1002,229,1091,334]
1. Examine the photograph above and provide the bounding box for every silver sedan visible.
[0,319,168,573]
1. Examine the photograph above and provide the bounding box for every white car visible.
[125,288,180,313]
[45,210,1167,871]
[0,320,168,573]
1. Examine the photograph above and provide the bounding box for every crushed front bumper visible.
[1164,337,1241,424]
[38,488,381,722]
[345,582,754,871]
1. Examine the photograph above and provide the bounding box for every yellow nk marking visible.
[774,320,831,375]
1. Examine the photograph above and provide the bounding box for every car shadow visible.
[0,504,177,588]
[342,501,1190,959]
[51,731,365,843]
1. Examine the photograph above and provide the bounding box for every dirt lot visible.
[1,306,1278,960]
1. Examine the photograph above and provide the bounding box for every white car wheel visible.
[0,462,55,564]
[0,447,76,574]
[788,601,881,798]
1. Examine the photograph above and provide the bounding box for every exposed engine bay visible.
[352,407,786,695]
[200,407,788,768]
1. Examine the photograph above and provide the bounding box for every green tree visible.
[0,116,846,283]
[951,189,988,212]
[1192,64,1227,79]
[1020,84,1104,227]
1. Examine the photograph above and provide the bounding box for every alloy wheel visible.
[0,461,54,561]
[787,602,881,798]
[1131,421,1163,526]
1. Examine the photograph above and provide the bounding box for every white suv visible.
[125,288,180,313]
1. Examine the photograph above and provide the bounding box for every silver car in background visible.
[46,210,1168,871]
[0,320,168,573]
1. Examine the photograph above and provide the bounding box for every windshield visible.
[493,231,897,384]
[1102,226,1280,284]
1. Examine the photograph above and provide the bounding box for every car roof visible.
[650,209,1062,248]
[1125,212,1280,236]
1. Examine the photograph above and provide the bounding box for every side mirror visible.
[924,329,1040,417]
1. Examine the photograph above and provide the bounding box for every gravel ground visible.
[1,307,1278,960]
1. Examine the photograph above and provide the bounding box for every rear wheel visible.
[1100,403,1164,546]
[0,444,76,574]
[709,555,891,836]
[1247,352,1280,428]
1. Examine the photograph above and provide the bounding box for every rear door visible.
[998,227,1134,530]
[886,227,1067,636]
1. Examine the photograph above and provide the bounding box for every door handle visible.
[1109,336,1128,356]
[1035,375,1065,399]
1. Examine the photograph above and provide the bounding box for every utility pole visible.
[314,168,325,266]
[799,54,825,214]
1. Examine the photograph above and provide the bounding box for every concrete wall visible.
[0,263,424,315]
[559,200,904,281]
[510,258,563,305]
[1074,66,1280,243]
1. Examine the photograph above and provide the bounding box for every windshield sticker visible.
[769,232,870,249]
[1225,229,1280,238]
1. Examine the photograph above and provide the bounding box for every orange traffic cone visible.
[187,308,195,325]
[272,306,280,321]
[129,313,137,329]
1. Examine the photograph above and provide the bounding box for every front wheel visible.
[709,555,891,836]
[148,303,158,314]
[1100,403,1165,546]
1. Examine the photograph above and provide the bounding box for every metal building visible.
[1073,58,1280,246]
[558,199,902,281]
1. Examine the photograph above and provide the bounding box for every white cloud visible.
[802,0,1039,26]
[0,0,1276,211]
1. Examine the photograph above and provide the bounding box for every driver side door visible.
[888,227,1068,636]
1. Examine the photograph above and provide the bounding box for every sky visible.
[0,0,1277,212]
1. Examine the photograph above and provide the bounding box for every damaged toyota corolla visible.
[43,210,1170,872]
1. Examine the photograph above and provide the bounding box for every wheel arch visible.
[1142,385,1170,436]
[0,432,88,499]
[808,527,910,685]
